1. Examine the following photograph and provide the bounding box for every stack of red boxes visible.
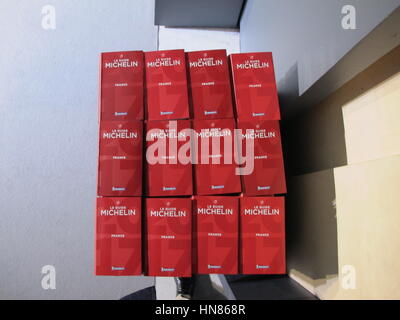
[188,50,240,275]
[144,49,192,276]
[95,49,286,277]
[96,51,144,275]
[230,52,286,274]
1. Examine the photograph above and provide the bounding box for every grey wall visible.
[0,0,157,299]
[240,0,400,114]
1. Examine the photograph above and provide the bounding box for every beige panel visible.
[343,72,400,164]
[333,155,400,299]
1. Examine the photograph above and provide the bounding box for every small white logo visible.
[112,266,125,271]
[161,267,174,272]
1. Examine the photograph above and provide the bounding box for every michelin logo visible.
[256,265,269,269]
[112,266,125,271]
[163,187,176,191]
[161,267,175,272]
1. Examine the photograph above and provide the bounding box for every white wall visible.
[158,26,240,54]
[0,0,157,299]
[240,0,400,97]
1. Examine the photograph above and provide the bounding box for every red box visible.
[145,120,193,196]
[193,118,241,195]
[145,49,190,120]
[146,198,192,277]
[100,51,144,121]
[95,197,142,275]
[240,196,286,274]
[97,120,143,196]
[237,120,286,195]
[194,196,238,274]
[230,52,280,120]
[187,49,233,119]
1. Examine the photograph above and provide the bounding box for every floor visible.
[225,275,318,300]
[121,274,318,300]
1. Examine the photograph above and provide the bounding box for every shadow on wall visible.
[277,61,340,286]
[277,62,299,119]
[285,169,339,280]
[277,60,339,287]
